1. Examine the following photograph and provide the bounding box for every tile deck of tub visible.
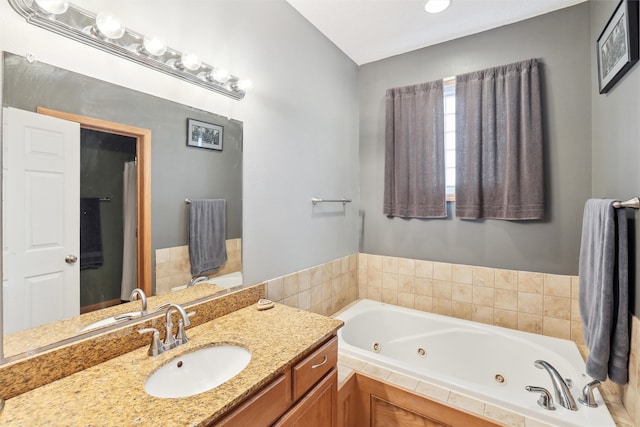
[337,353,635,427]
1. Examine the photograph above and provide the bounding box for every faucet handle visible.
[155,302,171,312]
[175,312,196,345]
[526,385,556,411]
[138,328,164,357]
[578,380,601,408]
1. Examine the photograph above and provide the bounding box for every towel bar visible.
[613,197,640,209]
[185,198,191,204]
[312,197,352,205]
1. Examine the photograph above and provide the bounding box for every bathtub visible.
[171,271,243,292]
[336,299,615,427]
[204,271,243,290]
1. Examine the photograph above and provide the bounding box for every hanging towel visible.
[189,199,227,276]
[80,197,104,270]
[578,199,629,384]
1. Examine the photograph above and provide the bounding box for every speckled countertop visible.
[1,303,343,426]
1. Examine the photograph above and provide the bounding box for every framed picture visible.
[187,118,223,151]
[596,0,639,94]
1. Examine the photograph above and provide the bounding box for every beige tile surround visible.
[265,254,359,316]
[621,315,640,426]
[154,238,242,294]
[357,253,583,344]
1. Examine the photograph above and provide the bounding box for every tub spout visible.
[534,360,577,411]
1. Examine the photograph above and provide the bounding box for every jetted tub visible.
[336,299,615,427]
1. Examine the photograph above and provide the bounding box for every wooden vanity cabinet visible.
[214,335,338,427]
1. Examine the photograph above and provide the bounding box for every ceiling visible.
[286,0,587,65]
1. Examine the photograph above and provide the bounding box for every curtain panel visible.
[384,80,446,218]
[455,58,544,220]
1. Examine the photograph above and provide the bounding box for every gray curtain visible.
[455,58,544,220]
[384,80,446,218]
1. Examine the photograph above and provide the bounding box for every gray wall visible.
[239,2,360,283]
[590,0,640,314]
[358,3,592,275]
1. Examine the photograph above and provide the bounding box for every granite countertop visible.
[1,303,343,426]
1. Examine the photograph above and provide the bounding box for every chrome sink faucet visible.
[163,303,192,350]
[533,360,577,411]
[138,303,195,356]
[129,288,148,315]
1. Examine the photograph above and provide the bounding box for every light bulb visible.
[210,68,230,83]
[34,0,69,15]
[142,35,166,56]
[95,12,125,39]
[235,79,253,91]
[180,52,201,71]
[424,0,451,14]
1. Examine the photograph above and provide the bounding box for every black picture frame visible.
[596,0,639,94]
[187,118,223,151]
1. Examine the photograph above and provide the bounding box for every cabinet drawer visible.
[215,370,292,427]
[292,336,337,400]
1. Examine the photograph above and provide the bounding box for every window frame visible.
[443,77,456,202]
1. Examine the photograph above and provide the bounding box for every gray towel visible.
[80,197,103,270]
[578,199,629,384]
[189,199,228,276]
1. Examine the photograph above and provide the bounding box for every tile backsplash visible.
[263,252,581,342]
[356,253,582,344]
[155,238,242,294]
[265,254,358,316]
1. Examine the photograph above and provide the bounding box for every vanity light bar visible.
[8,0,249,100]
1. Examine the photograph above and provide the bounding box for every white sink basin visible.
[145,345,251,398]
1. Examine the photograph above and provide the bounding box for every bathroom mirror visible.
[1,52,243,360]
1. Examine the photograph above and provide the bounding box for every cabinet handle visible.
[311,355,328,369]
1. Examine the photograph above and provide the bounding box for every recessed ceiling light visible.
[424,0,451,14]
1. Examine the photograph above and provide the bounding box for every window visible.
[443,77,456,201]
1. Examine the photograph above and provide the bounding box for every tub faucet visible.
[129,288,147,315]
[187,276,209,287]
[534,360,577,411]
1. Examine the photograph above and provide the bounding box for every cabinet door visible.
[275,369,338,427]
[370,397,449,427]
[354,374,503,427]
[214,371,292,427]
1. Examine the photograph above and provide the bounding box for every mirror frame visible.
[36,107,152,297]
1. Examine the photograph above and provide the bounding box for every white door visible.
[2,107,80,334]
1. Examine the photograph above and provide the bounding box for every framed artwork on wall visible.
[187,118,223,151]
[596,0,639,94]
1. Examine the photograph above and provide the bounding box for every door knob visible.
[65,254,78,264]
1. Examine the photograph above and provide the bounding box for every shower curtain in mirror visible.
[120,161,137,300]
